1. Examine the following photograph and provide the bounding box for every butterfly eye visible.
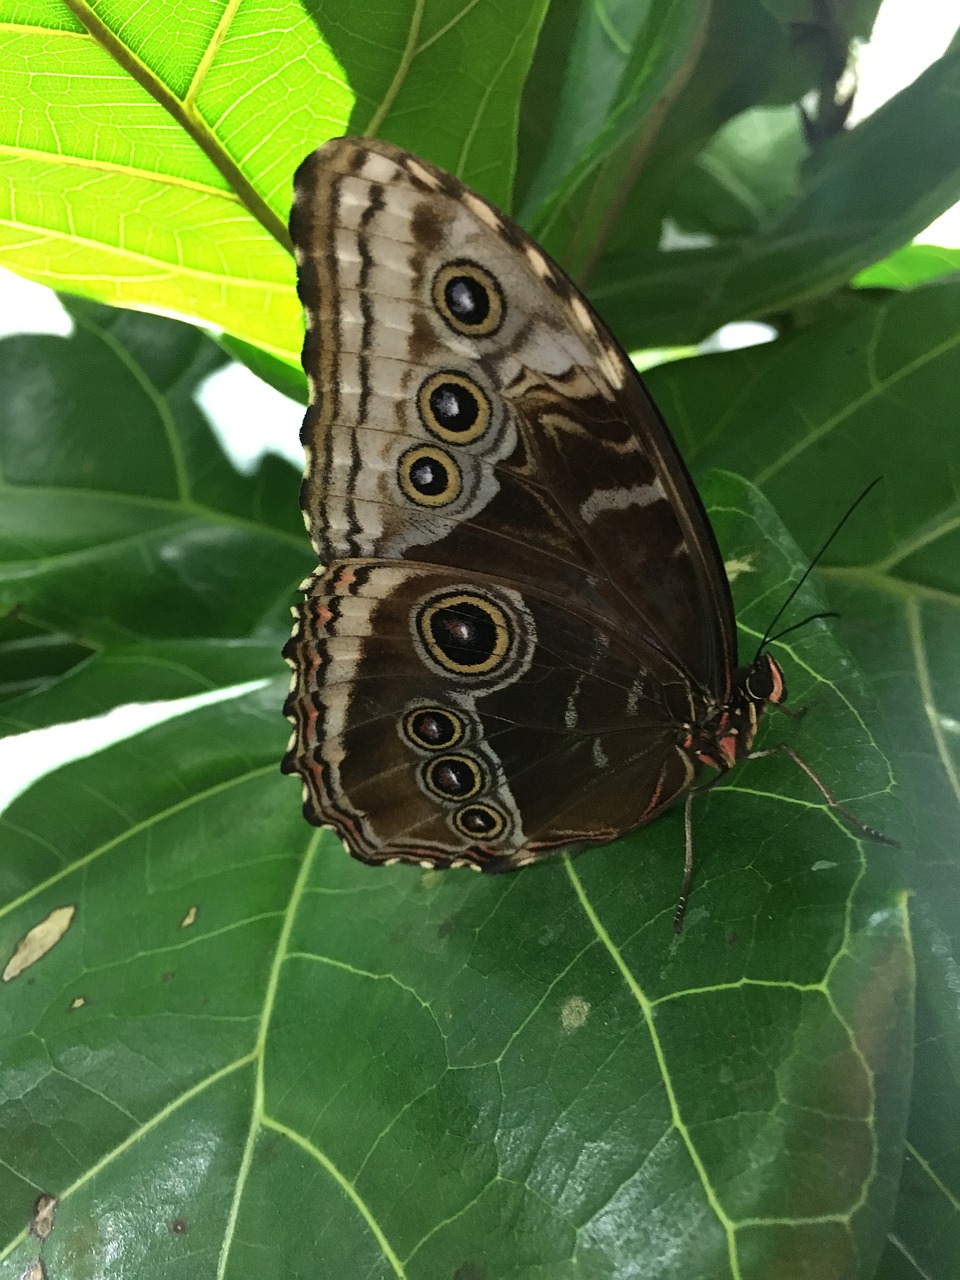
[418,372,491,444]
[416,592,511,675]
[432,260,504,336]
[745,655,786,704]
[454,803,506,839]
[421,755,484,800]
[402,707,464,750]
[398,445,462,506]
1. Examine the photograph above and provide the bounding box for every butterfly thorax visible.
[683,653,786,773]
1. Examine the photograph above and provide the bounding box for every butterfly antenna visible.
[753,478,882,662]
[764,611,839,646]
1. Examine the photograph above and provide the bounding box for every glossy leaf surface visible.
[649,283,960,1279]
[0,475,910,1280]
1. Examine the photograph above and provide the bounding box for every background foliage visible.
[0,1,957,1277]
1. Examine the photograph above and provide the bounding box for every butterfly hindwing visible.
[283,560,695,868]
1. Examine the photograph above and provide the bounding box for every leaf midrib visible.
[61,0,292,251]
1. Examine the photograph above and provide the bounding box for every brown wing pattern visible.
[284,136,728,868]
[290,137,735,689]
[283,561,695,869]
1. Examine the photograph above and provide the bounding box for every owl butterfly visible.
[282,136,894,929]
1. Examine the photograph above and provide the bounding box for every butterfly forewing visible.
[290,138,734,692]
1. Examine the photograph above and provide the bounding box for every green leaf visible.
[667,104,808,238]
[0,639,278,738]
[0,611,92,704]
[0,303,311,659]
[517,0,710,259]
[0,475,911,1279]
[647,280,960,1277]
[0,0,548,359]
[588,45,960,347]
[215,332,307,405]
[854,243,960,289]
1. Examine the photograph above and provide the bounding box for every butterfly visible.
[282,136,894,929]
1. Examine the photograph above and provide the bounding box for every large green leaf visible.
[0,300,310,732]
[515,0,710,273]
[0,474,910,1280]
[647,280,960,1277]
[0,0,548,358]
[517,0,835,281]
[588,45,960,347]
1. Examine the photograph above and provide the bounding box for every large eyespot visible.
[417,372,491,444]
[398,445,462,506]
[416,592,511,675]
[455,803,506,839]
[432,260,504,337]
[402,706,464,750]
[421,754,483,801]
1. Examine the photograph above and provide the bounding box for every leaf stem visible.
[62,0,293,254]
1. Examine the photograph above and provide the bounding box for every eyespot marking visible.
[432,260,504,337]
[455,803,506,839]
[403,706,465,750]
[421,754,484,801]
[415,591,512,676]
[417,371,491,444]
[398,445,462,506]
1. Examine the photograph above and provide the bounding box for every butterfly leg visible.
[748,743,900,847]
[673,792,697,934]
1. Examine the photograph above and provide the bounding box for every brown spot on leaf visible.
[3,905,76,981]
[437,915,457,940]
[30,1192,57,1240]
[68,995,87,1011]
[170,1218,188,1235]
[161,971,175,983]
[560,995,590,1033]
[454,1264,486,1280]
[180,906,197,929]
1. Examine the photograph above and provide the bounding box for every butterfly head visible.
[742,651,787,708]
[685,654,787,773]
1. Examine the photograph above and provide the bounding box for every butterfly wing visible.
[283,561,694,869]
[290,136,736,693]
[285,136,730,867]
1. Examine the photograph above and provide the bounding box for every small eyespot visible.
[416,592,511,676]
[403,707,464,750]
[455,803,506,839]
[432,260,504,337]
[417,372,491,444]
[398,445,462,506]
[421,754,483,800]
